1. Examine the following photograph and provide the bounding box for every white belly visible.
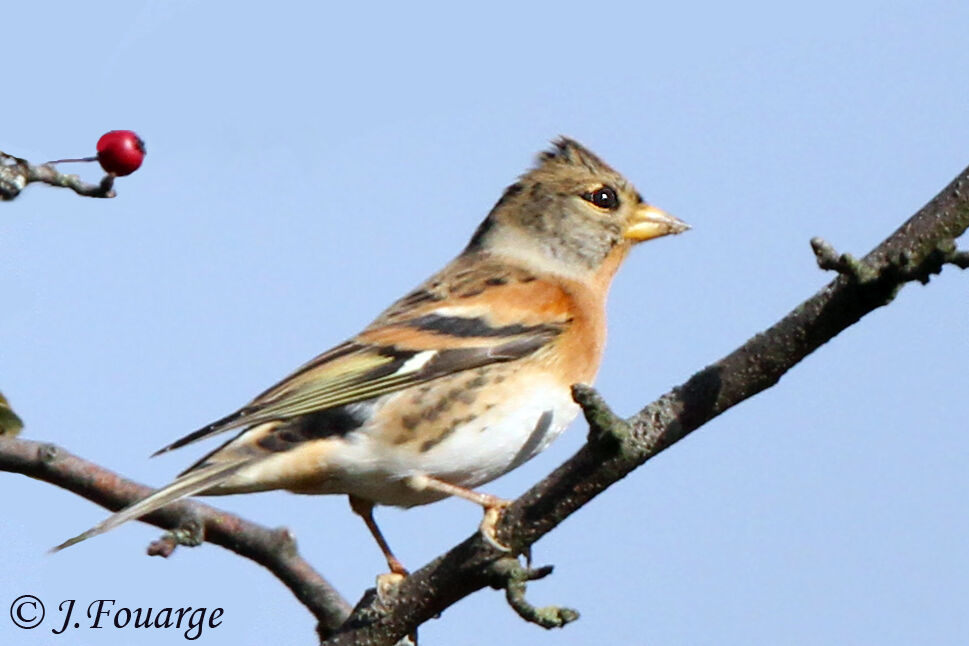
[326,381,579,507]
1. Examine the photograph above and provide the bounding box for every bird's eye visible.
[582,186,619,210]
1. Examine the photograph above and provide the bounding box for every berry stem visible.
[45,156,99,165]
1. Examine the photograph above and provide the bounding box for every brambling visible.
[55,138,689,573]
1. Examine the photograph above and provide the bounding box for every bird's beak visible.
[623,204,691,242]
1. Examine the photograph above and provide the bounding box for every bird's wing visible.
[153,261,572,456]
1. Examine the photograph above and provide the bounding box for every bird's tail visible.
[51,458,256,552]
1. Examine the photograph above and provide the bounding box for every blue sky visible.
[2,2,968,644]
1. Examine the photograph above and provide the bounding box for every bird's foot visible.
[406,474,514,550]
[480,500,512,552]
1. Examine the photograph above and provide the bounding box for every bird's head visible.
[467,137,689,280]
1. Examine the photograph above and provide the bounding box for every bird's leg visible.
[406,474,512,552]
[348,495,409,576]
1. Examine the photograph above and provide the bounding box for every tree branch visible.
[0,436,352,638]
[3,161,966,644]
[322,164,969,644]
[1,151,116,199]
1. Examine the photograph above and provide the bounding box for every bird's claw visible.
[480,502,512,552]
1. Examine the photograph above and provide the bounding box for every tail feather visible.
[51,458,256,552]
[150,408,249,457]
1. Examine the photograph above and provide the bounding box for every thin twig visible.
[1,151,116,199]
[488,558,577,629]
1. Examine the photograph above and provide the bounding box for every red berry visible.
[96,130,146,176]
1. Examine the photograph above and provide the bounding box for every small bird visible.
[55,138,689,573]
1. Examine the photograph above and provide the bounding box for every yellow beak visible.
[624,204,691,242]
